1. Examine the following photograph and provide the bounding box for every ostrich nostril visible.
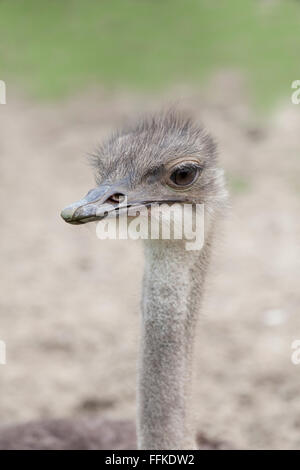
[107,193,126,204]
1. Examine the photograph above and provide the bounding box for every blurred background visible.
[0,0,300,449]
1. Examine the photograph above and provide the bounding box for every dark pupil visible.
[171,166,197,186]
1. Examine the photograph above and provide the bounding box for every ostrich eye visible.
[168,164,201,189]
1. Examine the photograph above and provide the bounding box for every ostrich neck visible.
[137,237,211,450]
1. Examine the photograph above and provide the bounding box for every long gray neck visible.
[137,236,212,450]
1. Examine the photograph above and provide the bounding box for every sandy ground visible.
[0,76,300,449]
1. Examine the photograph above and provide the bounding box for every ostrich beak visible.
[61,184,190,225]
[61,184,144,225]
[60,185,114,225]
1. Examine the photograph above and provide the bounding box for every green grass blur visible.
[0,0,299,108]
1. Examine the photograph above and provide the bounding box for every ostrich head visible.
[60,111,227,450]
[61,112,226,229]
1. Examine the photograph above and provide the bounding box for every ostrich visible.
[0,112,227,450]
